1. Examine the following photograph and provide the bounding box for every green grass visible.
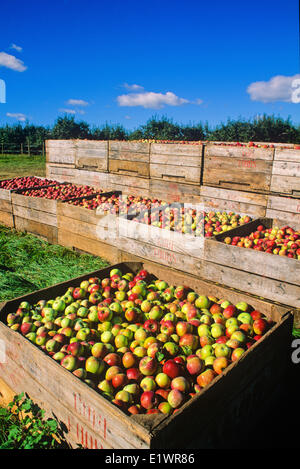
[0,154,46,180]
[0,225,109,302]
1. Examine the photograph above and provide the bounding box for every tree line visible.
[0,114,299,153]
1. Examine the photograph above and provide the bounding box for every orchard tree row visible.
[0,114,299,152]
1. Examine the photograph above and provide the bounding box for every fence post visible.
[1,143,3,155]
[27,139,30,156]
[21,143,23,155]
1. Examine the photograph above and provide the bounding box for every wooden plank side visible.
[107,173,150,191]
[0,199,13,213]
[201,196,266,218]
[149,179,201,203]
[150,143,203,158]
[205,144,274,160]
[75,140,109,172]
[0,324,151,449]
[150,163,201,184]
[272,160,300,177]
[13,204,57,227]
[265,209,300,230]
[57,229,120,264]
[46,164,78,184]
[267,195,300,213]
[0,188,12,202]
[270,175,300,196]
[57,202,101,225]
[46,140,76,165]
[14,216,58,244]
[109,141,150,156]
[203,168,271,192]
[203,239,300,286]
[12,192,57,214]
[58,214,119,246]
[204,155,273,173]
[109,159,150,178]
[0,210,14,228]
[274,148,300,162]
[199,186,268,205]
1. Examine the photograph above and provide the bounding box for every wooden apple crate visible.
[202,218,300,311]
[150,179,201,203]
[266,195,300,230]
[46,140,76,166]
[200,186,267,218]
[46,164,78,184]
[202,144,275,193]
[57,192,121,263]
[0,177,57,229]
[109,141,150,178]
[75,140,109,172]
[270,148,300,197]
[0,181,15,228]
[149,143,203,186]
[11,182,80,244]
[0,260,294,449]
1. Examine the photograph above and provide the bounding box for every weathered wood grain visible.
[46,140,76,165]
[109,159,150,178]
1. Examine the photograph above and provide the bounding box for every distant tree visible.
[51,115,90,139]
[91,123,128,140]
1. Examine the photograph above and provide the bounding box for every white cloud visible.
[123,83,144,91]
[66,99,89,106]
[117,91,189,109]
[6,112,27,122]
[247,74,300,103]
[10,43,23,52]
[59,108,77,114]
[0,52,27,72]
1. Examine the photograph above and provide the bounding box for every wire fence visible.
[0,142,45,156]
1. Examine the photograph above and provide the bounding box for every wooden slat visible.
[205,144,274,160]
[149,179,201,203]
[0,210,14,228]
[109,159,150,178]
[46,140,76,165]
[75,140,108,171]
[274,148,300,162]
[58,229,120,264]
[13,205,57,227]
[109,141,150,161]
[107,173,150,191]
[58,214,119,246]
[150,163,201,184]
[14,216,58,244]
[200,186,267,218]
[270,175,300,197]
[203,239,300,287]
[12,192,57,214]
[46,164,78,184]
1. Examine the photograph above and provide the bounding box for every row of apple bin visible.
[0,175,298,448]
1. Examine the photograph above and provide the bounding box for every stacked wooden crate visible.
[0,182,15,228]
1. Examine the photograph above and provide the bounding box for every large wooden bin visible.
[203,144,274,193]
[57,192,121,263]
[270,148,300,197]
[109,141,150,178]
[203,218,300,311]
[150,143,203,185]
[0,261,293,449]
[0,181,15,228]
[75,140,109,172]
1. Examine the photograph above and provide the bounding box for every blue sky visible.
[0,0,299,130]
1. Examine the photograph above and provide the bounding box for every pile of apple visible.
[223,224,300,259]
[19,184,101,201]
[0,176,59,190]
[68,192,252,237]
[6,268,272,416]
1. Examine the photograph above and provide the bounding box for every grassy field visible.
[0,225,109,302]
[0,154,46,180]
